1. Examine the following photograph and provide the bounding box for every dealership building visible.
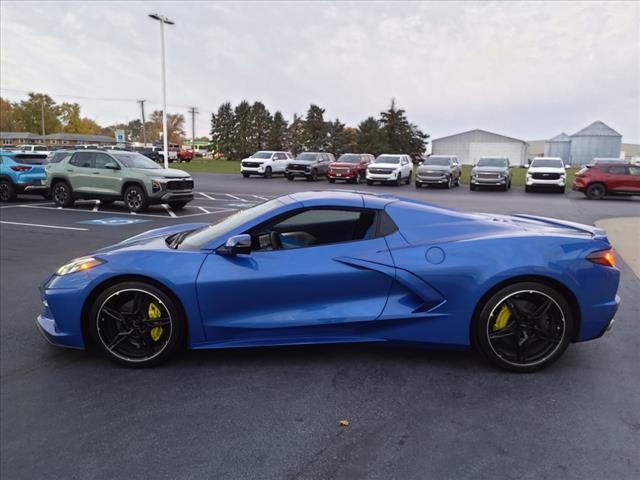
[0,132,116,147]
[431,129,529,166]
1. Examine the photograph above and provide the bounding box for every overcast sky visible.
[1,1,639,142]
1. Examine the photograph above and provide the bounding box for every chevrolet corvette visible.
[37,191,620,372]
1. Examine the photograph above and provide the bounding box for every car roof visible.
[286,190,399,209]
[533,157,563,161]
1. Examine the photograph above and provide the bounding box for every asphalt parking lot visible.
[1,173,639,480]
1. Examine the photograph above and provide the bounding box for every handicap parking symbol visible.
[78,217,151,226]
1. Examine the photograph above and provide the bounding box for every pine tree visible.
[210,102,235,159]
[326,119,349,156]
[234,100,254,160]
[251,101,272,151]
[357,117,384,155]
[268,111,288,150]
[303,104,328,151]
[286,113,305,155]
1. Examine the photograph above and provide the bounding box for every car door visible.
[66,152,95,193]
[605,166,629,192]
[91,153,123,197]
[627,166,640,193]
[196,207,395,343]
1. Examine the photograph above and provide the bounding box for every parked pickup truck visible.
[15,144,52,156]
[177,149,194,162]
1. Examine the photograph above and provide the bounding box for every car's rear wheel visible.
[52,181,74,207]
[474,282,574,372]
[89,282,185,367]
[0,179,16,202]
[586,183,605,200]
[124,185,148,212]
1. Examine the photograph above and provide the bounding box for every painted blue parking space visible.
[78,217,152,226]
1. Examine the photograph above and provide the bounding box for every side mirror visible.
[105,163,120,170]
[219,234,251,255]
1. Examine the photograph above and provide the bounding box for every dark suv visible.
[470,157,512,191]
[286,152,336,181]
[573,163,640,199]
[327,153,374,184]
[416,155,461,188]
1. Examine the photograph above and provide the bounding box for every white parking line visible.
[162,204,177,218]
[0,221,88,231]
[199,192,219,201]
[92,200,100,212]
[197,206,210,213]
[225,193,243,200]
[251,195,268,201]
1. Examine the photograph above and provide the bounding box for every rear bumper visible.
[581,294,620,341]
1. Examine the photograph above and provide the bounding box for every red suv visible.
[327,153,374,184]
[573,163,640,199]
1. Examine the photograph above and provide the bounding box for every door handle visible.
[66,169,74,172]
[93,172,100,175]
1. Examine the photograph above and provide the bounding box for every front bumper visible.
[328,171,358,180]
[152,191,194,204]
[366,172,398,182]
[526,177,566,187]
[417,174,449,184]
[286,169,311,178]
[470,176,508,186]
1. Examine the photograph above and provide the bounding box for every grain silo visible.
[544,133,571,165]
[569,121,622,166]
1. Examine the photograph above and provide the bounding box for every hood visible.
[369,162,400,169]
[473,166,508,173]
[330,162,359,168]
[93,222,209,254]
[290,159,316,166]
[528,166,565,173]
[130,167,191,179]
[419,164,449,172]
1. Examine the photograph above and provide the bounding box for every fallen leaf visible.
[339,420,349,427]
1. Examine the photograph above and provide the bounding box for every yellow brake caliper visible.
[148,302,163,342]
[492,304,511,331]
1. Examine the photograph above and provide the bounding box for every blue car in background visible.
[37,191,620,372]
[0,152,49,201]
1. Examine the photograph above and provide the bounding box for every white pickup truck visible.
[16,144,52,155]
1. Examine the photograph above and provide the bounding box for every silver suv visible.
[416,155,461,189]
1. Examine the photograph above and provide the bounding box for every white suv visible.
[525,157,567,192]
[241,151,293,178]
[366,154,413,186]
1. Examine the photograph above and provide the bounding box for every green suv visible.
[46,150,194,212]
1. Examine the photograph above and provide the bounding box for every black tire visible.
[455,175,460,187]
[242,172,250,178]
[264,167,272,179]
[445,176,452,189]
[366,179,373,186]
[395,173,402,186]
[470,184,476,191]
[123,184,148,212]
[501,183,508,192]
[353,173,361,185]
[405,172,412,184]
[415,181,422,189]
[88,281,185,367]
[169,201,188,210]
[474,281,574,373]
[507,180,512,190]
[307,169,318,182]
[287,174,295,181]
[52,180,74,207]
[525,186,532,193]
[328,179,335,184]
[0,179,16,202]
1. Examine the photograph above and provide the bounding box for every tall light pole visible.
[149,13,174,169]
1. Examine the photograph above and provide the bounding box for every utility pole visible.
[188,107,198,151]
[149,13,174,168]
[138,100,147,145]
[40,100,46,136]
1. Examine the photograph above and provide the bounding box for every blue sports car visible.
[37,191,620,372]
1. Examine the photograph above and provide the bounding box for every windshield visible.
[477,158,508,167]
[295,153,318,161]
[336,154,360,164]
[113,152,161,169]
[424,157,450,166]
[180,199,283,249]
[531,159,563,168]
[251,152,272,159]
[374,155,401,164]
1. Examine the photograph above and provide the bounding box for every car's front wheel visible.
[52,181,74,207]
[169,201,188,210]
[89,282,185,367]
[264,167,272,179]
[474,281,574,373]
[0,179,16,202]
[124,185,148,212]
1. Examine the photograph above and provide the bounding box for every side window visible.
[250,208,378,251]
[628,167,640,176]
[70,152,94,167]
[608,166,628,175]
[273,153,284,160]
[94,153,118,169]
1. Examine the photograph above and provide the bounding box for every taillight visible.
[587,248,616,267]
[10,165,32,172]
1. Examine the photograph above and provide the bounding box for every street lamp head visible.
[148,13,175,25]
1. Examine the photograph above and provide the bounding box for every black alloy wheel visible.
[52,181,74,207]
[586,183,606,200]
[0,179,16,202]
[475,282,573,372]
[124,185,148,212]
[89,283,184,367]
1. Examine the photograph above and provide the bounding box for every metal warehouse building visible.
[568,121,622,166]
[431,129,529,166]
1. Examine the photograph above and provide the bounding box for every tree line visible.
[0,93,187,144]
[210,99,428,160]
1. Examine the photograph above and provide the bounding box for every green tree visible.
[285,113,305,155]
[210,102,236,158]
[0,97,15,131]
[251,101,272,150]
[327,118,353,156]
[356,116,384,155]
[148,110,185,144]
[303,104,328,151]
[58,102,101,134]
[234,100,254,160]
[12,93,61,134]
[341,127,360,154]
[268,111,288,150]
[378,99,428,156]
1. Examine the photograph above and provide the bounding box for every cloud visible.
[1,1,638,141]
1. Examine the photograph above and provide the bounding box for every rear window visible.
[12,154,48,165]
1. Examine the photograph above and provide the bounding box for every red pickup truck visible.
[177,149,194,163]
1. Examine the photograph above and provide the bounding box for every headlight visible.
[56,257,105,276]
[151,180,162,192]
